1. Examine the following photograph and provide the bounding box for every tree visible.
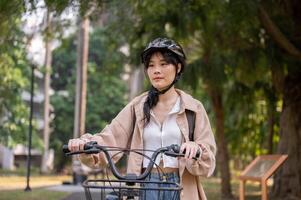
[41,8,54,173]
[258,2,301,198]
[50,27,127,171]
[0,11,43,148]
[225,1,301,198]
[0,52,30,146]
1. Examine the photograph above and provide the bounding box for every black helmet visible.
[141,38,186,64]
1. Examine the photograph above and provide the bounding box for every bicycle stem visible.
[94,144,171,180]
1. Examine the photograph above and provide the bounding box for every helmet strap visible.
[156,73,181,95]
[147,73,181,108]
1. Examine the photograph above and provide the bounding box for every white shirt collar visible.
[169,97,181,114]
[150,97,181,117]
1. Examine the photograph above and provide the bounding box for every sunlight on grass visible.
[0,175,71,190]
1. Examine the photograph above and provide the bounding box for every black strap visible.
[186,109,196,141]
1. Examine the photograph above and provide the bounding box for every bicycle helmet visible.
[141,37,186,65]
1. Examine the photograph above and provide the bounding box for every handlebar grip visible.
[182,148,201,158]
[63,145,70,154]
[62,141,98,155]
[195,149,201,158]
[169,144,201,159]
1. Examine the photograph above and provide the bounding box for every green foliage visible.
[0,0,24,45]
[224,80,280,161]
[0,38,42,148]
[50,27,127,171]
[86,63,127,133]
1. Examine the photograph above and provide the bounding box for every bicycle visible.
[63,141,199,200]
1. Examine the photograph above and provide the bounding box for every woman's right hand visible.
[68,138,89,152]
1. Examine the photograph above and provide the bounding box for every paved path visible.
[45,184,106,200]
[46,184,85,193]
[46,184,86,200]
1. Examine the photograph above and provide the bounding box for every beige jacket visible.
[80,89,216,200]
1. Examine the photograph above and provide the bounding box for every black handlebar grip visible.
[182,149,201,158]
[63,145,70,153]
[182,148,201,158]
[171,144,201,159]
[62,141,98,154]
[171,144,181,153]
[195,149,201,158]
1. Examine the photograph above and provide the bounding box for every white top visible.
[143,97,182,168]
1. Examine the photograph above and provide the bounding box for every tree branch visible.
[258,4,301,61]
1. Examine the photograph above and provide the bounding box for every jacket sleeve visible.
[78,101,136,168]
[185,102,217,177]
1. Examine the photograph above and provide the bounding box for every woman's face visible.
[146,52,180,91]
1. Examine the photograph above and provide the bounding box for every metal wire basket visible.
[83,179,182,200]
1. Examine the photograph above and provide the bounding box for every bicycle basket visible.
[83,179,182,200]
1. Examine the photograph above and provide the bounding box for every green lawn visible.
[0,189,69,200]
[204,177,264,200]
[0,177,265,200]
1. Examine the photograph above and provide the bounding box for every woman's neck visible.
[158,87,179,104]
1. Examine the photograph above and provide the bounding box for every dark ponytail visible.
[143,86,159,124]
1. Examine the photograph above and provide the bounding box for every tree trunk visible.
[271,72,301,200]
[73,17,89,139]
[129,67,144,100]
[209,89,234,200]
[41,10,52,173]
[72,16,89,183]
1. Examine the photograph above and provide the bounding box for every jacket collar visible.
[133,89,199,118]
[176,89,199,113]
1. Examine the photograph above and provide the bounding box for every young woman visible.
[68,38,216,200]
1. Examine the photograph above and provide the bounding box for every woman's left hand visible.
[180,141,201,159]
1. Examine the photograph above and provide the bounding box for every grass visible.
[0,189,69,200]
[0,174,71,200]
[0,168,39,177]
[0,174,268,200]
[204,177,270,200]
[0,175,71,190]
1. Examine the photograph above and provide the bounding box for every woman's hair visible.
[143,49,185,125]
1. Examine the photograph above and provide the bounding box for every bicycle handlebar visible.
[63,141,200,181]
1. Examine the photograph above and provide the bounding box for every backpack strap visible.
[185,109,196,141]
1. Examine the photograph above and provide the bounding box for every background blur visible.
[0,0,300,200]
